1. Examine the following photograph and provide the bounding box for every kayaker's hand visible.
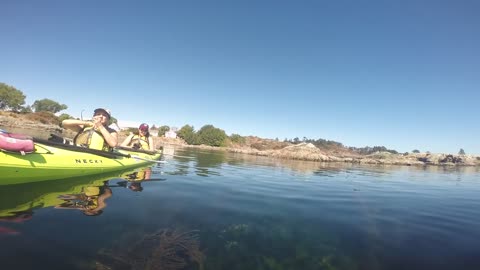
[92,115,102,124]
[92,116,103,130]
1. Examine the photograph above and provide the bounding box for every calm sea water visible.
[1,146,480,270]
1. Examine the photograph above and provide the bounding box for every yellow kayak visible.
[0,138,162,185]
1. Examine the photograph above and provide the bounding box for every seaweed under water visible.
[96,228,204,270]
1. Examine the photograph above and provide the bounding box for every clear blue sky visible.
[1,0,479,154]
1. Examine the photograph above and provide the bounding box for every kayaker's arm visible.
[62,119,94,132]
[96,187,112,210]
[148,136,155,151]
[120,133,134,147]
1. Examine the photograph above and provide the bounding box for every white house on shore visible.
[149,129,159,136]
[164,127,178,138]
[165,130,177,138]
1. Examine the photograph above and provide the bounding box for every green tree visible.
[158,125,170,137]
[459,148,466,155]
[177,125,196,144]
[196,124,227,147]
[32,98,67,113]
[230,133,246,145]
[412,149,420,153]
[0,83,26,111]
[19,105,33,113]
[58,113,74,122]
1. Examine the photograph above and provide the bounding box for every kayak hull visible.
[0,142,162,185]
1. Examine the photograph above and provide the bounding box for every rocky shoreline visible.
[183,142,480,167]
[1,114,478,167]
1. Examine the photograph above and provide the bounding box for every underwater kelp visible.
[95,228,204,270]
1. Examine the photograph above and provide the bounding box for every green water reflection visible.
[0,166,159,218]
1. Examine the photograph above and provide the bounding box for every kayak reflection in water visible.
[55,181,112,216]
[0,210,33,236]
[118,167,152,192]
[0,210,33,223]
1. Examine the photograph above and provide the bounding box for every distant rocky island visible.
[1,111,478,167]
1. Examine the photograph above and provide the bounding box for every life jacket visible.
[73,127,113,151]
[84,186,101,197]
[130,134,150,150]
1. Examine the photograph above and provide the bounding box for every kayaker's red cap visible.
[139,123,149,131]
[94,108,111,119]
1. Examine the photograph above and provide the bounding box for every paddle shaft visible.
[130,155,167,164]
[160,153,194,159]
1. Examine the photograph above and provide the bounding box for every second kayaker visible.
[120,123,155,151]
[62,108,118,151]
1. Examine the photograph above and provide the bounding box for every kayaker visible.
[62,108,118,151]
[120,123,154,151]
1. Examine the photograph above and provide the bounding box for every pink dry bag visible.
[0,131,35,154]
